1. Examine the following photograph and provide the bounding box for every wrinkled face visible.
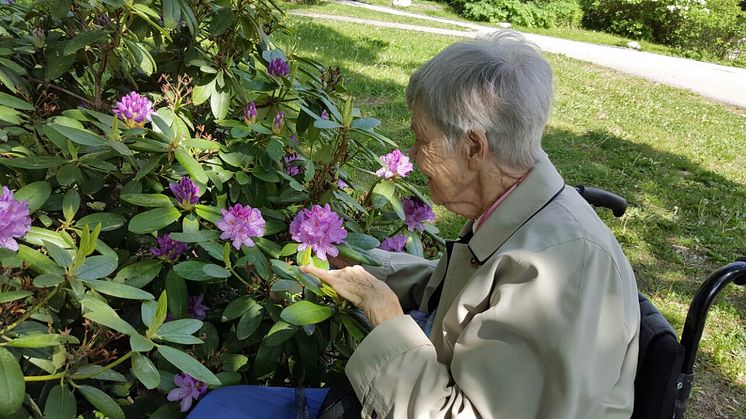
[408,110,476,216]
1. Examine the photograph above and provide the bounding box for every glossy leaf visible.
[0,347,25,414]
[157,346,221,385]
[75,255,118,280]
[131,352,160,389]
[78,385,125,419]
[280,301,335,326]
[128,206,181,234]
[15,181,51,213]
[76,212,127,232]
[43,384,76,419]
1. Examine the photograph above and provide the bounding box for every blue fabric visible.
[408,309,436,336]
[187,386,330,419]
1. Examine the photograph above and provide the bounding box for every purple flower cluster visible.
[169,176,200,210]
[150,234,188,262]
[272,111,285,135]
[379,234,407,253]
[337,179,348,189]
[403,197,435,232]
[167,373,208,412]
[243,101,257,124]
[375,149,413,179]
[187,294,209,320]
[284,153,302,176]
[289,204,347,261]
[0,186,31,251]
[320,110,329,120]
[113,92,153,128]
[289,134,299,145]
[216,204,265,250]
[267,58,290,77]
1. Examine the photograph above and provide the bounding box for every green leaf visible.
[84,311,138,335]
[62,189,80,221]
[165,271,187,318]
[346,233,380,250]
[0,92,33,110]
[51,124,107,147]
[372,180,404,219]
[202,263,230,278]
[148,292,168,338]
[128,206,181,234]
[43,384,76,419]
[174,147,208,184]
[168,230,219,243]
[263,321,296,346]
[107,139,132,156]
[131,352,160,389]
[149,403,181,419]
[115,260,163,289]
[43,240,72,268]
[279,243,299,257]
[210,8,235,35]
[15,181,51,214]
[78,385,125,419]
[0,156,67,170]
[123,39,156,76]
[6,334,79,348]
[0,290,32,304]
[192,78,215,106]
[210,89,230,120]
[0,347,24,414]
[130,334,154,352]
[80,278,154,300]
[158,319,203,336]
[236,304,263,340]
[64,29,109,55]
[76,212,126,232]
[281,301,335,326]
[173,261,211,281]
[33,273,64,288]
[195,204,221,223]
[157,346,221,385]
[314,119,343,129]
[17,245,64,275]
[71,365,126,382]
[337,244,382,267]
[350,117,381,130]
[163,0,182,29]
[158,334,203,345]
[221,296,258,322]
[121,193,174,208]
[75,255,118,280]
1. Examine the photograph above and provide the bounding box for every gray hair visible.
[406,30,552,170]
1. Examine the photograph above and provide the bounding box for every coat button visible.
[470,257,477,264]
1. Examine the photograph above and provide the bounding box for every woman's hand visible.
[300,264,404,327]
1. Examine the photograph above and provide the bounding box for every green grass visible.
[280,17,746,418]
[293,0,746,68]
[281,1,467,30]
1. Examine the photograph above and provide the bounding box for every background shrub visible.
[0,0,441,417]
[459,0,584,27]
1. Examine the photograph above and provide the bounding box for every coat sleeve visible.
[364,248,439,311]
[345,240,639,419]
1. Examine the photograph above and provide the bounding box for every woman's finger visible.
[300,264,339,286]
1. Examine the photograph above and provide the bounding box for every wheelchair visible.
[575,186,746,419]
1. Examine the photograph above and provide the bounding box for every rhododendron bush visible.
[0,0,441,417]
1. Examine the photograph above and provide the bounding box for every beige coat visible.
[346,158,640,419]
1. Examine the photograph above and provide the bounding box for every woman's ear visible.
[465,129,489,170]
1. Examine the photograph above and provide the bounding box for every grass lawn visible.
[278,16,746,418]
[287,0,746,69]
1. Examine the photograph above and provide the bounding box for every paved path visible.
[291,1,746,110]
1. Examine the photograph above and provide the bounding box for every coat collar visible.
[465,158,566,263]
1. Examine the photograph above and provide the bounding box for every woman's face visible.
[408,110,480,218]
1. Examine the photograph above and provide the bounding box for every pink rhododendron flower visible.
[403,197,435,232]
[289,204,347,260]
[284,153,302,176]
[375,149,413,179]
[267,58,290,77]
[113,92,153,128]
[169,176,200,209]
[0,186,31,251]
[216,204,265,249]
[167,373,208,412]
[379,234,407,252]
[150,234,188,262]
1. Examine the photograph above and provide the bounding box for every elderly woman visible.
[304,30,640,419]
[190,30,639,419]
